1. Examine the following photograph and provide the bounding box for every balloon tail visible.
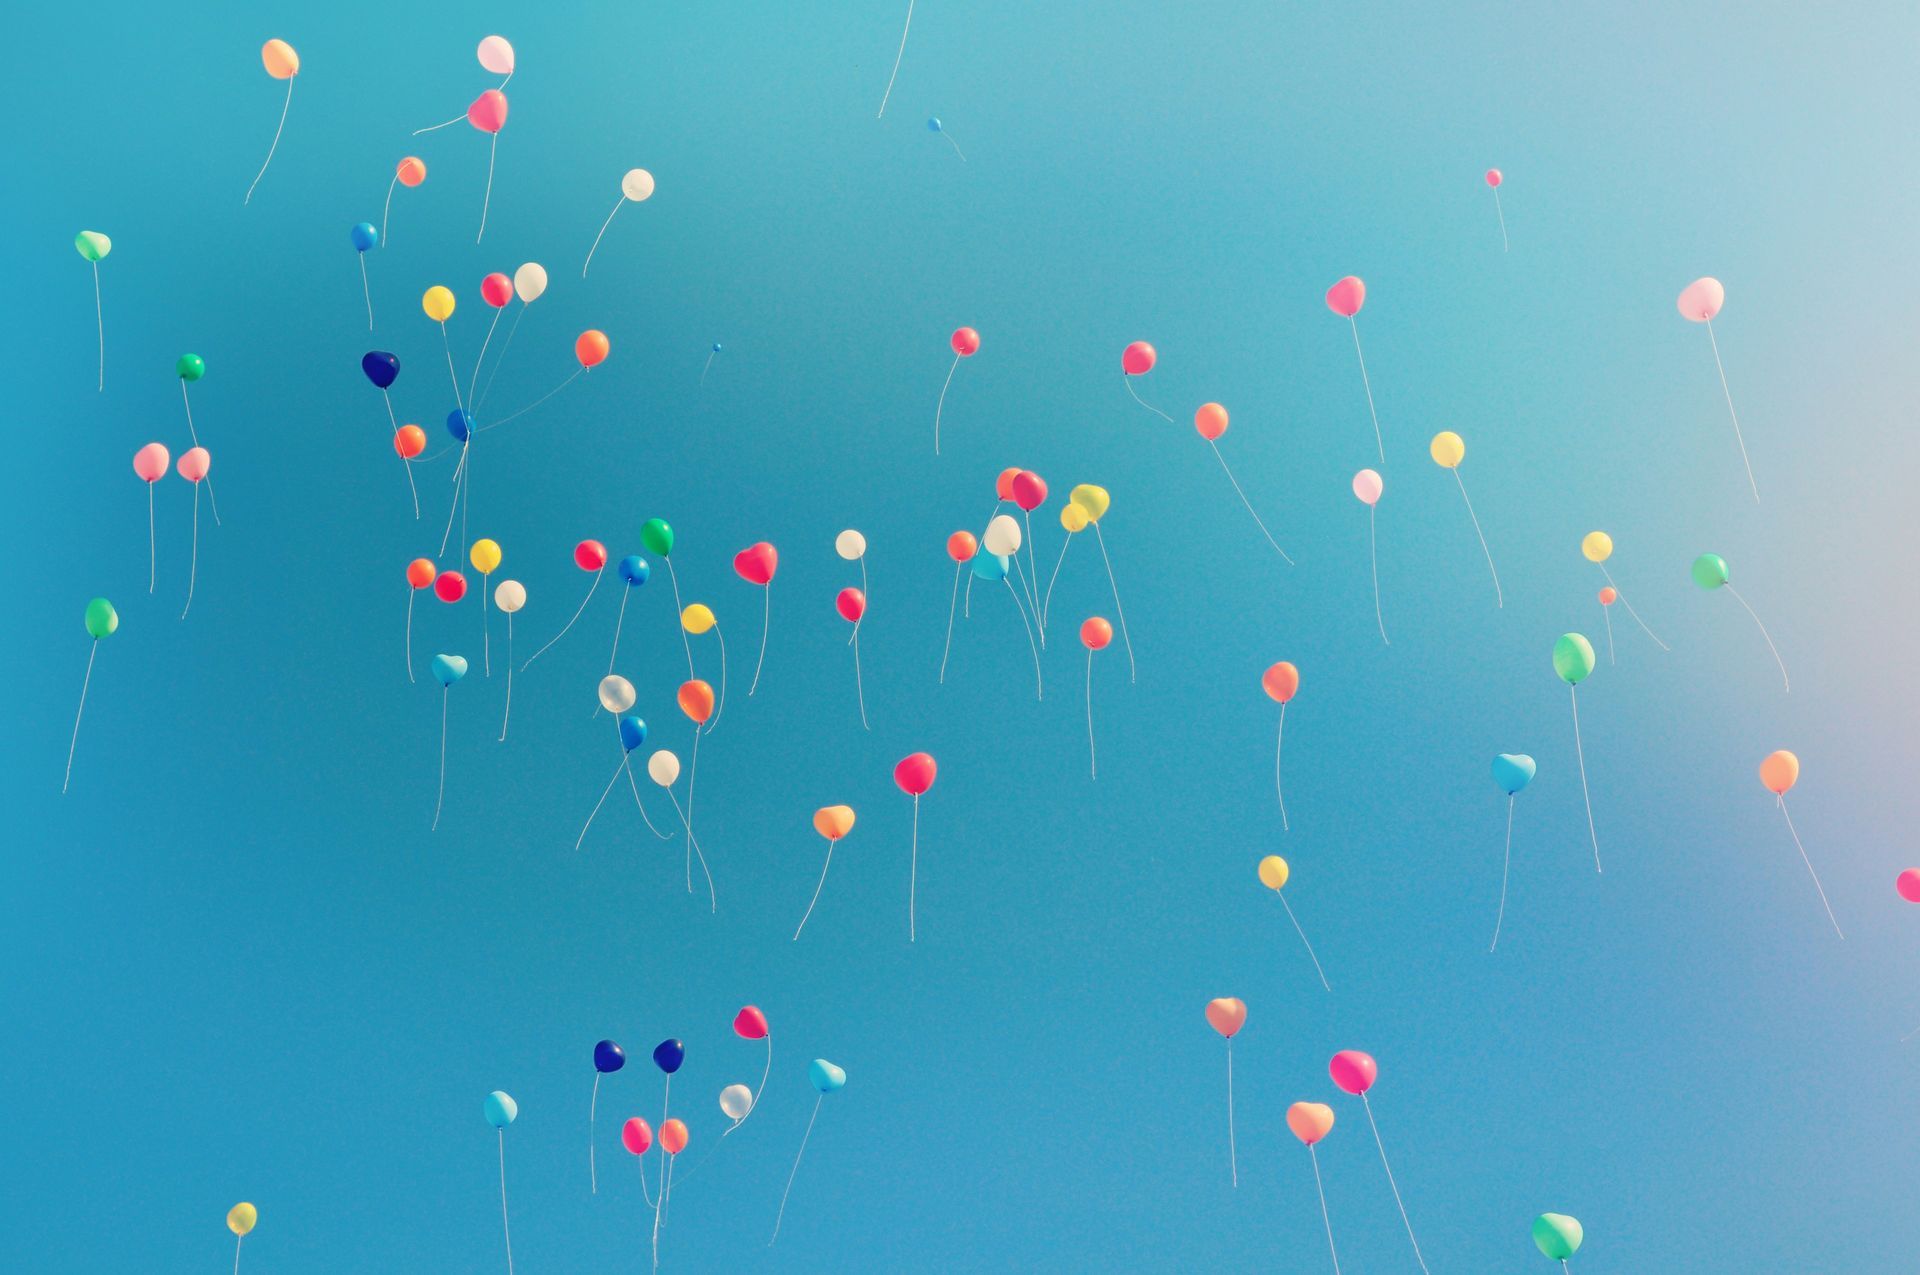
[433,688,449,830]
[1123,374,1175,424]
[608,588,630,675]
[147,484,156,593]
[406,592,416,683]
[234,1233,243,1275]
[1492,186,1508,252]
[794,838,837,940]
[1024,510,1045,640]
[1011,554,1044,648]
[939,565,962,683]
[944,131,967,161]
[1900,1022,1920,1044]
[1308,1145,1343,1275]
[638,1148,657,1207]
[62,641,97,794]
[1705,319,1758,502]
[381,174,398,245]
[477,133,497,243]
[909,795,920,942]
[849,558,869,645]
[179,385,222,527]
[243,77,293,205]
[875,0,916,118]
[1599,567,1669,650]
[749,586,770,696]
[665,560,697,680]
[469,306,504,407]
[687,728,700,838]
[1779,797,1843,939]
[651,1080,670,1272]
[583,198,623,278]
[1278,892,1331,991]
[1274,704,1289,829]
[932,353,959,454]
[1092,525,1136,683]
[497,1128,515,1275]
[411,113,463,135]
[499,616,514,740]
[667,788,716,912]
[437,444,468,556]
[1085,650,1097,779]
[1041,535,1071,629]
[359,255,373,330]
[1367,505,1388,645]
[1211,440,1294,564]
[1360,1094,1430,1275]
[769,1094,823,1244]
[440,322,465,414]
[851,632,871,729]
[523,569,601,670]
[93,262,104,392]
[700,349,715,387]
[1569,687,1600,872]
[1452,469,1501,607]
[623,756,674,839]
[1725,584,1789,693]
[705,626,728,733]
[589,1072,601,1194]
[1602,604,1615,665]
[1349,317,1384,461]
[477,306,526,409]
[402,456,421,519]
[482,583,491,676]
[1491,795,1514,952]
[181,485,200,620]
[576,758,628,851]
[1004,579,1043,701]
[1225,1039,1238,1187]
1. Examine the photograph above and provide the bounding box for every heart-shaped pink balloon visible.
[1205,997,1246,1039]
[733,542,778,586]
[1329,1049,1377,1095]
[1676,277,1724,323]
[1287,1101,1335,1145]
[177,447,211,483]
[467,90,509,134]
[133,442,170,483]
[1325,276,1366,318]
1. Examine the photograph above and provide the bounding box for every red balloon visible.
[950,326,980,356]
[1122,341,1156,376]
[434,570,468,603]
[574,540,608,571]
[481,272,513,308]
[1080,617,1113,650]
[1329,1050,1378,1095]
[1011,470,1048,512]
[894,752,937,796]
[733,542,778,586]
[994,467,1022,501]
[946,530,978,562]
[1899,870,1920,904]
[733,1005,770,1040]
[394,425,427,459]
[836,588,866,623]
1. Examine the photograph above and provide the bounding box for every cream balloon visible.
[647,750,681,787]
[835,529,867,560]
[598,674,637,713]
[513,262,548,304]
[621,169,656,202]
[494,580,526,613]
[719,1083,754,1120]
[983,513,1022,556]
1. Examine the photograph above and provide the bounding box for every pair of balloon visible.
[132,443,210,484]
[809,758,938,842]
[992,466,1049,512]
[593,1037,686,1074]
[1278,1051,1386,1149]
[621,1118,687,1156]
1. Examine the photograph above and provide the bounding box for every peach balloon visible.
[396,156,427,187]
[995,467,1022,501]
[1677,277,1725,323]
[177,447,210,482]
[1287,1102,1336,1145]
[813,805,856,840]
[133,443,170,483]
[946,531,977,562]
[1080,617,1112,650]
[1194,402,1228,440]
[575,330,610,368]
[1325,276,1366,318]
[261,39,300,79]
[1759,750,1799,796]
[1351,468,1382,505]
[1262,661,1299,704]
[1121,341,1156,376]
[467,90,509,134]
[1898,870,1920,904]
[660,1119,688,1155]
[1205,997,1246,1039]
[1484,168,1502,188]
[1598,586,1617,606]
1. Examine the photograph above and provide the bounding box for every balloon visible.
[1581,531,1613,563]
[970,553,1010,582]
[1532,1214,1584,1261]
[813,805,856,840]
[734,1006,770,1039]
[712,342,724,353]
[1012,471,1048,511]
[595,1040,627,1073]
[484,1090,518,1127]
[1257,855,1289,891]
[74,230,111,262]
[407,559,436,589]
[1429,431,1465,468]
[836,588,866,623]
[85,597,118,639]
[734,542,778,585]
[261,39,299,79]
[362,351,400,389]
[431,654,468,686]
[1598,586,1617,606]
[1205,997,1246,1038]
[618,715,647,752]
[176,353,206,382]
[618,555,650,586]
[477,35,515,75]
[681,605,716,635]
[350,222,378,252]
[894,752,937,795]
[494,580,525,612]
[481,273,513,308]
[575,540,609,571]
[446,410,474,442]
[1329,1050,1377,1095]
[1485,168,1503,188]
[1325,276,1366,317]
[396,157,427,187]
[576,330,610,368]
[1060,504,1088,533]
[1080,617,1113,650]
[946,531,978,561]
[394,425,426,458]
[983,513,1022,555]
[177,447,211,482]
[1759,749,1799,795]
[227,1203,257,1237]
[513,262,547,303]
[951,327,980,356]
[133,443,169,483]
[720,1084,754,1120]
[1352,469,1382,505]
[599,675,637,713]
[647,750,680,786]
[660,1119,688,1155]
[1194,402,1228,440]
[434,571,468,603]
[1677,276,1725,322]
[927,117,943,131]
[653,1039,686,1074]
[421,286,455,322]
[1691,553,1729,590]
[1121,341,1156,375]
[809,1059,847,1092]
[1261,662,1299,704]
[1552,633,1595,685]
[677,679,715,723]
[470,538,502,575]
[1287,1102,1335,1146]
[640,519,675,557]
[996,468,1022,501]
[621,1117,653,1155]
[1493,753,1537,794]
[467,90,509,134]
[621,169,656,202]
[1898,870,1920,904]
[835,529,867,560]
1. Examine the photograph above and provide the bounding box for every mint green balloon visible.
[640,518,675,557]
[1552,633,1595,685]
[176,353,205,382]
[74,231,111,262]
[1532,1213,1583,1260]
[1691,552,1729,590]
[84,597,118,639]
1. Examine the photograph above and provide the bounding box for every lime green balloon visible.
[74,231,112,262]
[1532,1213,1583,1260]
[1691,552,1729,590]
[1552,633,1595,685]
[640,518,675,557]
[84,597,118,639]
[176,353,206,382]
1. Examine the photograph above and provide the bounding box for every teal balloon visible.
[970,552,1010,582]
[176,353,205,382]
[431,654,469,686]
[1691,552,1729,590]
[84,597,118,639]
[1532,1213,1583,1260]
[1492,753,1536,795]
[808,1059,846,1093]
[74,230,112,262]
[1552,633,1595,685]
[349,222,378,252]
[640,518,675,557]
[484,1090,518,1128]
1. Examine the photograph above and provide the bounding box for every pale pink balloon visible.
[177,447,211,482]
[1329,1049,1377,1095]
[133,443,170,483]
[1898,870,1920,904]
[1677,277,1725,323]
[1351,468,1382,506]
[1325,276,1366,318]
[477,35,515,76]
[1204,997,1246,1039]
[1485,168,1503,188]
[468,90,509,134]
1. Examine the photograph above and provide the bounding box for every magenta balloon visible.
[468,90,509,134]
[1325,276,1366,318]
[1329,1049,1377,1095]
[1898,870,1920,904]
[1677,277,1725,323]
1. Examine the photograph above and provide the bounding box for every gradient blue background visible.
[5,1,1917,1270]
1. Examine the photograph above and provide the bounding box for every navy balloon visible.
[446,409,473,442]
[652,1039,685,1074]
[618,555,651,586]
[361,351,400,389]
[618,715,648,753]
[350,222,378,252]
[594,1039,626,1073]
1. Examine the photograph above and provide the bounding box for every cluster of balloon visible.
[1429,431,1502,607]
[926,116,966,160]
[576,679,640,851]
[360,351,419,516]
[728,1006,772,1134]
[1553,633,1603,872]
[1119,341,1174,423]
[835,529,872,729]
[74,231,110,390]
[349,222,378,327]
[583,168,655,277]
[1193,403,1293,563]
[733,543,778,695]
[1691,553,1788,692]
[523,540,607,677]
[1677,277,1757,501]
[933,326,979,454]
[1257,856,1331,991]
[1286,1101,1341,1271]
[1533,1213,1584,1269]
[227,1203,258,1272]
[175,354,221,524]
[1331,1050,1431,1273]
[1485,168,1508,251]
[983,512,1044,697]
[676,679,716,856]
[407,37,514,237]
[177,446,213,619]
[1580,532,1667,655]
[63,599,118,793]
[770,1059,847,1245]
[589,1040,625,1193]
[1326,276,1384,460]
[1081,619,1112,776]
[1204,998,1247,1186]
[649,748,715,911]
[494,578,525,738]
[681,608,727,731]
[470,538,502,673]
[1352,468,1387,644]
[649,1039,686,1268]
[244,40,299,205]
[1489,754,1537,951]
[382,156,427,245]
[1261,662,1299,828]
[1760,751,1843,939]
[483,1091,518,1271]
[701,341,723,387]
[795,805,855,940]
[894,752,938,938]
[938,530,976,682]
[132,444,169,591]
[478,264,549,411]
[430,655,469,830]
[1009,470,1050,636]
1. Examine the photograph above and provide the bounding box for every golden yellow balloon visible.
[1428,431,1465,469]
[1069,484,1110,523]
[681,604,716,635]
[1257,855,1290,891]
[1581,531,1613,563]
[469,538,502,575]
[1059,503,1089,533]
[227,1203,257,1237]
[421,285,456,323]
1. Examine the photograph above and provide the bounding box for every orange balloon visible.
[394,425,427,459]
[1194,402,1229,440]
[1261,661,1299,704]
[660,1118,688,1155]
[261,39,300,79]
[575,330,611,368]
[1759,749,1799,796]
[406,558,436,589]
[1598,586,1617,605]
[946,530,977,562]
[396,156,427,187]
[1080,617,1113,650]
[812,805,856,841]
[677,680,715,724]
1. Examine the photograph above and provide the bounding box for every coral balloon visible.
[813,805,856,840]
[660,1119,688,1155]
[394,425,426,459]
[1205,997,1246,1038]
[946,531,977,562]
[995,468,1022,501]
[1598,586,1617,606]
[397,156,427,187]
[951,327,980,356]
[1759,750,1799,795]
[1080,617,1112,650]
[1287,1102,1335,1145]
[1261,661,1299,704]
[677,679,715,723]
[575,330,610,367]
[1485,168,1503,187]
[1121,341,1156,375]
[261,39,299,79]
[1329,1050,1377,1094]
[1194,402,1228,440]
[407,559,436,589]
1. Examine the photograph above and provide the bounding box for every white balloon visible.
[494,580,526,613]
[983,513,1022,556]
[513,262,547,304]
[598,675,636,713]
[621,169,656,202]
[719,1084,754,1121]
[647,750,681,787]
[835,529,867,561]
[477,35,515,76]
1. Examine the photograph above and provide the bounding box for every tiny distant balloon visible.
[1897,870,1920,904]
[350,222,378,252]
[621,169,656,201]
[227,1202,257,1236]
[245,43,300,206]
[1582,531,1613,562]
[1759,750,1799,795]
[398,156,427,186]
[1194,402,1228,440]
[1485,168,1502,187]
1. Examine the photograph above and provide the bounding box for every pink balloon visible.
[1484,168,1503,188]
[950,327,980,357]
[1329,1049,1377,1095]
[481,273,513,308]
[1898,870,1920,904]
[1325,276,1366,318]
[1121,341,1156,376]
[468,90,509,134]
[177,447,210,482]
[1677,277,1725,323]
[621,1117,653,1155]
[733,1005,770,1040]
[1204,997,1246,1039]
[133,443,170,483]
[574,540,608,571]
[1351,468,1382,506]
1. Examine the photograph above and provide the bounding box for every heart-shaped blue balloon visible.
[1492,753,1536,795]
[970,552,1009,582]
[809,1058,847,1093]
[361,351,399,389]
[652,1038,685,1074]
[431,654,468,686]
[593,1039,626,1074]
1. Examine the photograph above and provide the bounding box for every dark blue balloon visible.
[350,221,378,252]
[618,715,647,752]
[361,351,400,389]
[593,1039,626,1073]
[446,409,473,442]
[618,555,651,586]
[652,1039,685,1074]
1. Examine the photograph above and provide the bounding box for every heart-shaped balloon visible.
[594,1040,626,1073]
[1676,276,1724,323]
[362,351,400,389]
[652,1039,685,1074]
[733,1005,769,1040]
[809,1058,847,1092]
[1492,753,1536,795]
[1286,1101,1335,1145]
[1329,1049,1377,1095]
[1205,997,1247,1039]
[733,542,778,586]
[1325,275,1366,318]
[467,89,508,134]
[431,654,469,686]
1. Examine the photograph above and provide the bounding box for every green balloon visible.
[639,518,675,557]
[1532,1213,1583,1260]
[1691,552,1729,590]
[176,353,205,382]
[84,597,118,640]
[1552,633,1595,685]
[74,230,112,262]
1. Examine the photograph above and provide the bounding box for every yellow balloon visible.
[1428,431,1465,468]
[422,285,456,323]
[1059,503,1089,533]
[1069,484,1110,523]
[1257,855,1290,891]
[228,1203,257,1237]
[1581,531,1613,563]
[681,604,716,635]
[469,538,502,575]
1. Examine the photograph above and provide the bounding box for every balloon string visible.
[1361,1093,1430,1275]
[850,631,871,729]
[576,757,628,851]
[1011,553,1044,647]
[1349,317,1384,461]
[1602,604,1615,665]
[381,387,399,434]
[700,349,716,387]
[932,354,959,454]
[234,1233,243,1275]
[908,795,920,942]
[1598,567,1669,650]
[1211,440,1294,564]
[749,586,770,696]
[1278,892,1331,991]
[440,322,466,414]
[1779,797,1843,939]
[609,588,630,673]
[93,262,104,392]
[411,113,463,135]
[1041,535,1071,629]
[651,1078,670,1272]
[590,1072,601,1194]
[637,1152,656,1208]
[243,77,292,206]
[1025,510,1045,641]
[769,1094,823,1245]
[406,592,416,683]
[1308,1145,1343,1275]
[1225,1040,1238,1188]
[147,484,156,593]
[876,0,916,118]
[63,641,97,794]
[482,577,491,676]
[944,131,967,161]
[794,837,837,940]
[666,788,715,912]
[623,754,674,839]
[359,255,373,330]
[478,306,527,409]
[849,559,869,645]
[477,133,497,243]
[662,1153,677,1226]
[1491,795,1514,952]
[1092,525,1135,684]
[1725,585,1789,693]
[1367,505,1388,645]
[665,560,697,679]
[1085,650,1097,779]
[1705,319,1758,502]
[1452,469,1501,607]
[433,689,449,831]
[1004,579,1043,701]
[498,616,514,740]
[939,565,962,683]
[181,485,200,620]
[402,455,421,519]
[437,444,468,556]
[1569,687,1601,872]
[179,385,222,527]
[381,174,399,245]
[1492,187,1508,252]
[687,727,700,842]
[967,502,997,619]
[1123,374,1175,424]
[707,626,728,733]
[1274,704,1288,829]
[498,1128,515,1275]
[469,306,504,407]
[582,198,623,277]
[523,569,601,670]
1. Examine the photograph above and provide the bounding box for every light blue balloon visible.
[710,342,723,353]
[927,117,943,132]
[484,1090,518,1127]
[431,654,468,686]
[808,1059,847,1093]
[970,552,1010,582]
[1492,753,1537,795]
[618,555,651,586]
[350,222,378,252]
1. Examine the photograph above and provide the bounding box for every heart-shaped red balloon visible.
[733,1005,769,1040]
[733,542,778,586]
